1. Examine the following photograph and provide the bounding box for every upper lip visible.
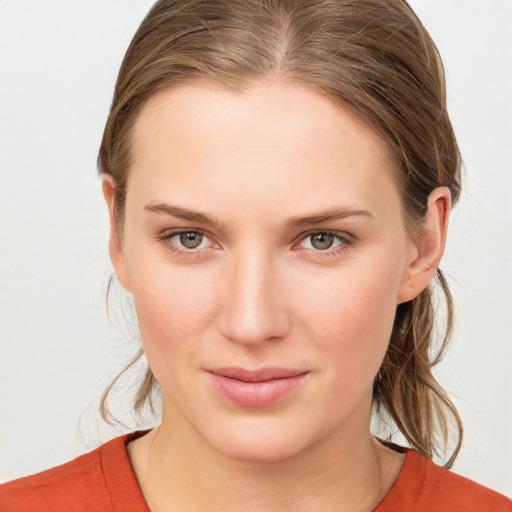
[207,367,309,382]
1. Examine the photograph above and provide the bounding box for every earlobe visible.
[102,176,131,292]
[397,187,451,304]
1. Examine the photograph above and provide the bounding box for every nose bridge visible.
[219,247,289,345]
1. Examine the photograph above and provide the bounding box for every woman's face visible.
[108,81,428,461]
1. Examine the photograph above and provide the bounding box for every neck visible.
[129,400,401,512]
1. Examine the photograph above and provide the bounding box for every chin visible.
[199,416,321,463]
[215,436,304,463]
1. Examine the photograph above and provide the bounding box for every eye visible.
[296,231,353,256]
[157,229,216,255]
[176,231,205,249]
[305,232,337,250]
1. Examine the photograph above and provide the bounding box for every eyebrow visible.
[286,207,373,227]
[144,201,373,229]
[144,202,225,229]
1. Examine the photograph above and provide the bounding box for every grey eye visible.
[179,231,203,249]
[310,233,334,250]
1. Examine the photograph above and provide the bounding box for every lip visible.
[206,367,309,408]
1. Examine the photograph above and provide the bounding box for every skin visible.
[103,81,450,512]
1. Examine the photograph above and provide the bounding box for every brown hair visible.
[98,0,463,467]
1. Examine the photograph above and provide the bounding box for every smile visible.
[206,367,309,408]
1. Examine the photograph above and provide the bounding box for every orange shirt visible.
[1,430,511,511]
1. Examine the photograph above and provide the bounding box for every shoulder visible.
[425,461,512,511]
[430,462,511,508]
[0,443,107,511]
[0,431,150,512]
[377,447,512,512]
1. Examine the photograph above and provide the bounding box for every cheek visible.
[300,256,402,337]
[126,253,219,380]
[298,261,402,390]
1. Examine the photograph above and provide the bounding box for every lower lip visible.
[208,372,308,408]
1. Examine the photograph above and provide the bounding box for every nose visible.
[218,250,291,346]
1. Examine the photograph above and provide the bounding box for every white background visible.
[1,0,511,497]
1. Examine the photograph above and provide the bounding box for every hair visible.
[97,0,463,467]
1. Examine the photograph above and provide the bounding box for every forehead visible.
[128,81,401,226]
[132,81,392,159]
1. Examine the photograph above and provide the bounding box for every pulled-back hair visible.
[98,0,463,467]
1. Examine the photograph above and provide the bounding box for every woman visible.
[1,0,510,510]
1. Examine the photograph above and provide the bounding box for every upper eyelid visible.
[160,227,213,241]
[294,228,354,242]
[300,230,352,240]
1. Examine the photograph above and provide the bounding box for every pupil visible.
[180,232,202,248]
[312,233,333,250]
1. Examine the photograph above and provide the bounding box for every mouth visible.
[206,367,309,408]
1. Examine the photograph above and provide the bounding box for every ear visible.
[397,187,451,304]
[102,176,131,292]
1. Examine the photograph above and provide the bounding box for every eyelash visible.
[157,229,355,259]
[295,231,355,259]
